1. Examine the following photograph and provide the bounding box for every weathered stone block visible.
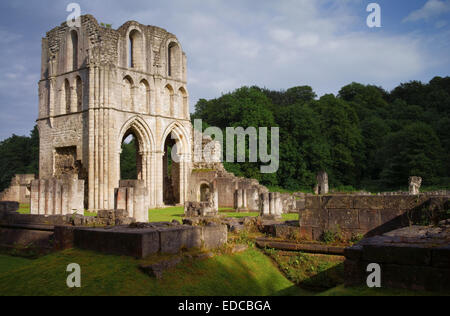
[328,209,359,229]
[158,226,200,254]
[323,196,353,209]
[353,196,384,210]
[358,209,381,231]
[305,196,321,209]
[362,244,432,266]
[299,208,328,228]
[202,225,227,250]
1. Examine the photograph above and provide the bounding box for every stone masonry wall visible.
[0,174,36,204]
[300,195,450,241]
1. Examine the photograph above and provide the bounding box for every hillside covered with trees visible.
[192,76,450,192]
[0,77,449,193]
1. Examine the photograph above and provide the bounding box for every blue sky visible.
[0,0,449,140]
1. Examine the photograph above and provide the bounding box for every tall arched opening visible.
[120,130,142,181]
[163,133,180,205]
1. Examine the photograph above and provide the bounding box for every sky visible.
[0,0,449,140]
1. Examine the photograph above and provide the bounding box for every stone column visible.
[38,179,46,215]
[316,171,329,195]
[126,187,134,218]
[260,193,270,217]
[235,189,243,210]
[30,180,39,215]
[409,177,422,195]
[242,189,248,209]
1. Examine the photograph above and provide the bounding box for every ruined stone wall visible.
[299,195,450,241]
[188,168,268,211]
[0,175,36,204]
[30,176,84,215]
[115,180,149,222]
[38,15,193,211]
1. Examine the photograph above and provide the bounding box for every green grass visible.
[18,204,30,214]
[14,204,298,222]
[15,204,96,218]
[148,207,185,223]
[0,255,31,274]
[0,248,311,296]
[264,250,345,291]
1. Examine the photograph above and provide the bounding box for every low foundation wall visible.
[0,201,19,213]
[299,195,449,240]
[73,224,228,258]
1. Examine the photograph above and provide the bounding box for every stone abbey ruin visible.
[0,15,449,293]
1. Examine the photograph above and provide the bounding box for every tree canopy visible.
[193,77,450,191]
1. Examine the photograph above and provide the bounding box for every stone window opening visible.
[76,76,83,112]
[128,30,143,69]
[139,79,150,114]
[122,76,134,111]
[168,42,180,78]
[66,30,78,72]
[64,79,71,114]
[179,87,188,119]
[164,84,174,117]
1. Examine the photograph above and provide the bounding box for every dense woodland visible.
[0,77,449,193]
[192,76,450,192]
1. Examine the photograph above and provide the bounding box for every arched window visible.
[64,79,71,114]
[168,42,181,78]
[122,76,134,111]
[139,79,150,114]
[164,84,174,117]
[67,30,78,72]
[179,87,188,119]
[129,30,143,69]
[76,76,83,112]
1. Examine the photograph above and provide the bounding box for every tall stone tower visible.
[37,15,193,211]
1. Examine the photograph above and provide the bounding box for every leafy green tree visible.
[380,123,444,187]
[0,126,39,191]
[120,138,138,180]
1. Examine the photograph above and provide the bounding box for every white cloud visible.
[0,0,448,141]
[403,0,450,23]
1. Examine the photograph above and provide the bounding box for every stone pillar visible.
[127,187,134,218]
[38,179,46,215]
[61,182,69,215]
[54,181,62,215]
[316,171,329,195]
[242,189,248,209]
[116,187,127,210]
[212,180,219,212]
[409,177,422,195]
[30,180,39,215]
[269,193,276,215]
[260,193,270,216]
[235,189,243,210]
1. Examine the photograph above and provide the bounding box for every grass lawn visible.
[0,249,445,296]
[16,204,299,222]
[18,204,30,214]
[264,250,345,291]
[0,248,311,296]
[148,207,299,223]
